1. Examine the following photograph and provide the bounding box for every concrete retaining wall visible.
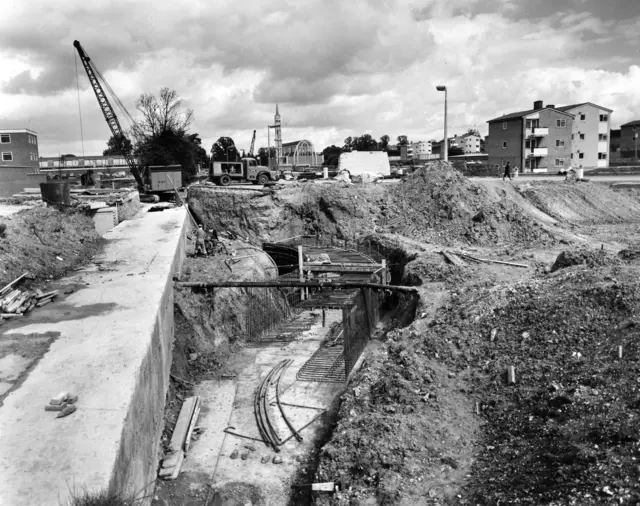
[0,206,188,505]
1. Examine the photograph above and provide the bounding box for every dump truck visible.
[210,158,279,186]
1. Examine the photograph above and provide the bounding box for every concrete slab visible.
[182,310,347,505]
[0,206,188,506]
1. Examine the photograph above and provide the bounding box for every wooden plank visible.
[1,313,23,318]
[456,252,528,268]
[442,251,464,267]
[184,397,201,453]
[159,451,184,480]
[161,451,183,469]
[168,397,198,453]
[37,290,59,300]
[36,298,55,308]
[6,293,30,313]
[312,482,335,492]
[0,273,28,296]
[1,290,22,307]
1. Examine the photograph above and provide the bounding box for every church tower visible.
[274,104,282,167]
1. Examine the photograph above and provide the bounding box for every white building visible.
[461,133,482,153]
[410,141,433,159]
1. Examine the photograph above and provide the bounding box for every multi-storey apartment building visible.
[555,103,612,168]
[461,133,482,153]
[619,120,640,158]
[0,129,39,170]
[487,101,574,172]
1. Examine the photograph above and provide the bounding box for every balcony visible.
[526,147,548,158]
[526,127,549,137]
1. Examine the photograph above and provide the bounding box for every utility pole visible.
[635,132,638,160]
[436,85,448,162]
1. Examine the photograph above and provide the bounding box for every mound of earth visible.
[518,181,640,225]
[551,247,620,272]
[385,162,555,247]
[0,207,100,287]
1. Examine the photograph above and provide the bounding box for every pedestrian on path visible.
[503,162,512,181]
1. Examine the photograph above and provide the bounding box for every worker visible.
[502,162,512,181]
[205,229,219,255]
[195,224,207,256]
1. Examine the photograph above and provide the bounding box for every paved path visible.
[471,175,640,184]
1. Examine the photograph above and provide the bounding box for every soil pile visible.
[518,181,640,225]
[551,247,620,272]
[0,207,100,287]
[386,162,554,247]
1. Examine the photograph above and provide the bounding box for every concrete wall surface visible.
[0,206,188,505]
[0,167,46,197]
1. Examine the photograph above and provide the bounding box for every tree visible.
[132,87,194,141]
[132,87,199,177]
[187,133,209,169]
[103,133,133,156]
[466,128,481,137]
[343,137,354,152]
[322,145,342,166]
[353,134,378,151]
[397,135,408,146]
[211,137,240,162]
[257,147,276,166]
[379,135,390,152]
[449,146,465,156]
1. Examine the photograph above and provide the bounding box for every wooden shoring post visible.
[298,245,305,301]
[381,259,387,284]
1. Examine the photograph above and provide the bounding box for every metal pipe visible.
[176,280,418,293]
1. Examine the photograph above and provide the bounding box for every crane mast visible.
[72,40,145,191]
[249,130,256,158]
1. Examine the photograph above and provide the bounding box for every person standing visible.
[195,224,207,256]
[502,162,512,181]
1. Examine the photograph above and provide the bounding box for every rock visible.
[548,395,573,409]
[230,449,239,459]
[189,353,199,361]
[601,486,614,496]
[272,456,283,464]
[261,456,270,464]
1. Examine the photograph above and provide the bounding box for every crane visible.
[248,130,256,158]
[72,40,145,192]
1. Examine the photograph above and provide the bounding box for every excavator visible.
[73,40,181,202]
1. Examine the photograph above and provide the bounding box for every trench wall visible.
[0,207,188,506]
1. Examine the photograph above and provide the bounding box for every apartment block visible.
[0,129,39,170]
[487,101,573,172]
[619,120,640,158]
[410,141,433,160]
[556,103,612,168]
[461,133,482,154]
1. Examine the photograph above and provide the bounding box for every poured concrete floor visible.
[159,309,351,506]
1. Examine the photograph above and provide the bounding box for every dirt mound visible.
[518,181,640,224]
[385,162,554,247]
[0,207,100,287]
[551,247,620,272]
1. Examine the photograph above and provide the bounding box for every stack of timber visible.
[159,396,201,480]
[0,273,60,319]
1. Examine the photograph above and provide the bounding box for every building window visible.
[579,153,584,159]
[555,158,565,167]
[556,119,566,128]
[579,133,585,140]
[0,134,10,144]
[600,114,608,122]
[598,153,607,160]
[502,122,508,130]
[525,140,531,148]
[48,161,53,168]
[580,114,586,120]
[599,134,608,141]
[571,153,574,159]
[502,141,507,149]
[556,139,565,147]
[1,152,13,161]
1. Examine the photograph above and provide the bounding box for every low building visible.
[619,121,640,158]
[410,141,433,160]
[39,154,136,171]
[281,140,323,168]
[0,129,40,171]
[461,133,482,154]
[487,101,574,172]
[399,144,413,161]
[610,129,621,160]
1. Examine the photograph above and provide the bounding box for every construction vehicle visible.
[210,158,279,186]
[73,40,182,201]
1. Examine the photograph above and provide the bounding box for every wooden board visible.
[184,398,201,453]
[168,397,198,453]
[159,451,184,480]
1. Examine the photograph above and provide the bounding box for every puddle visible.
[0,354,34,382]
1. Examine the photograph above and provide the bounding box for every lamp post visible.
[635,132,638,161]
[436,85,448,162]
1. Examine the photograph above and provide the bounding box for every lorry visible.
[210,158,280,186]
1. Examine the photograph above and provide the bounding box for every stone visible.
[230,449,239,459]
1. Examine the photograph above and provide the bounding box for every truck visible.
[210,158,280,186]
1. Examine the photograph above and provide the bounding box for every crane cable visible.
[74,50,86,157]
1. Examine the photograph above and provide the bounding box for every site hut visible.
[0,128,45,198]
[487,101,574,173]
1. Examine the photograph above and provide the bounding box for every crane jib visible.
[73,40,145,192]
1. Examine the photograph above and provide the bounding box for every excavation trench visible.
[153,232,418,506]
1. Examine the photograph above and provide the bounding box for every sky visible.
[1,0,639,157]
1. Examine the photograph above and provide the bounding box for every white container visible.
[576,168,584,179]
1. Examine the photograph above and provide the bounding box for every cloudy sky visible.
[1,0,639,157]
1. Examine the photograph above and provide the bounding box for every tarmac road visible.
[470,174,640,184]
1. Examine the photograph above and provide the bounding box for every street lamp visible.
[436,85,448,162]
